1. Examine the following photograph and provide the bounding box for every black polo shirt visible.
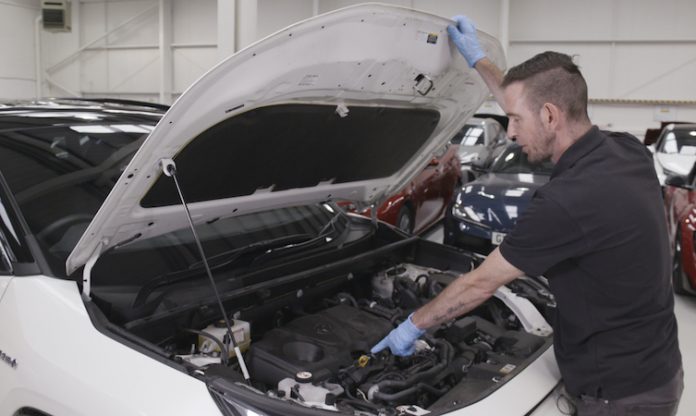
[500,126,681,400]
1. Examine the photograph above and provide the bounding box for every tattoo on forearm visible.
[432,301,471,324]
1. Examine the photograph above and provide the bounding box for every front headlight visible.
[451,204,488,228]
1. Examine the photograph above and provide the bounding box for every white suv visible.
[0,5,561,416]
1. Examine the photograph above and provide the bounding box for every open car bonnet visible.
[67,3,504,275]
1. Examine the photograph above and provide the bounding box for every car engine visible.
[169,263,553,414]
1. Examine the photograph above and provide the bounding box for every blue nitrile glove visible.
[370,313,425,357]
[447,15,485,68]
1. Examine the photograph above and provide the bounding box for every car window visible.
[492,126,507,146]
[658,128,696,155]
[0,172,36,271]
[0,124,154,274]
[0,227,14,273]
[461,125,485,146]
[451,124,484,146]
[490,144,554,175]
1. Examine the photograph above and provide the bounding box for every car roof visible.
[0,98,166,131]
[664,123,696,131]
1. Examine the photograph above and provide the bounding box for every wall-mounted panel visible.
[103,0,159,45]
[507,43,615,99]
[611,44,696,101]
[614,0,696,40]
[173,47,219,92]
[173,0,216,44]
[509,0,614,41]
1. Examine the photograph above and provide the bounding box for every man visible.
[372,15,683,416]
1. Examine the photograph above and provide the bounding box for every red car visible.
[344,144,461,234]
[663,165,696,295]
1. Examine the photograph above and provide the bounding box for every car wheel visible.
[396,205,414,234]
[672,229,691,295]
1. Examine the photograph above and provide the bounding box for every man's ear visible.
[540,102,561,130]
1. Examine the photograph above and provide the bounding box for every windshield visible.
[490,144,554,175]
[0,117,357,280]
[0,123,155,275]
[657,127,696,155]
[0,123,350,279]
[92,203,345,287]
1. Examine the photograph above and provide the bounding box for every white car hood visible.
[67,4,504,275]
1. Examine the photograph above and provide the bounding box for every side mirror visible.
[664,174,689,188]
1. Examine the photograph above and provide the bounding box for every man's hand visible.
[370,313,425,357]
[447,15,485,68]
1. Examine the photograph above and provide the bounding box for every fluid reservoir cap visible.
[295,371,313,383]
[214,319,234,328]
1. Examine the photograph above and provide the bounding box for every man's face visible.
[503,82,554,163]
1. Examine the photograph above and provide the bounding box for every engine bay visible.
[84,211,555,416]
[145,262,554,415]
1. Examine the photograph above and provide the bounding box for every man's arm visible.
[473,58,505,111]
[371,247,524,355]
[447,16,506,111]
[412,247,522,328]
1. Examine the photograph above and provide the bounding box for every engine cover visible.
[248,304,392,385]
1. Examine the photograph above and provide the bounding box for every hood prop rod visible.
[159,158,250,383]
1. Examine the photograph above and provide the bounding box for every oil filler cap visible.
[295,371,313,383]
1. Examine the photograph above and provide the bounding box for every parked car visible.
[0,5,561,416]
[663,163,696,295]
[343,143,461,234]
[650,123,696,185]
[449,116,508,181]
[443,143,554,254]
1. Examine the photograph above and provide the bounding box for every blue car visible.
[444,143,554,254]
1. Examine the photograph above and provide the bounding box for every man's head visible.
[502,51,591,162]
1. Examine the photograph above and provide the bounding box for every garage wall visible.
[40,0,220,103]
[506,0,696,136]
[0,0,40,99]
[7,0,696,136]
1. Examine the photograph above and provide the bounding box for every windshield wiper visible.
[131,233,315,308]
[248,211,348,263]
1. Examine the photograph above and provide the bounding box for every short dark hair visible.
[502,51,589,122]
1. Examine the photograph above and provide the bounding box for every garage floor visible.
[423,226,695,415]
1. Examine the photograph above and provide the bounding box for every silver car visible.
[650,123,696,185]
[450,116,508,181]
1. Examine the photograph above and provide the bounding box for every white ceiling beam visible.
[499,0,509,62]
[217,0,236,59]
[235,0,257,51]
[159,0,173,104]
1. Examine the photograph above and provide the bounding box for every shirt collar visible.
[551,125,603,179]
